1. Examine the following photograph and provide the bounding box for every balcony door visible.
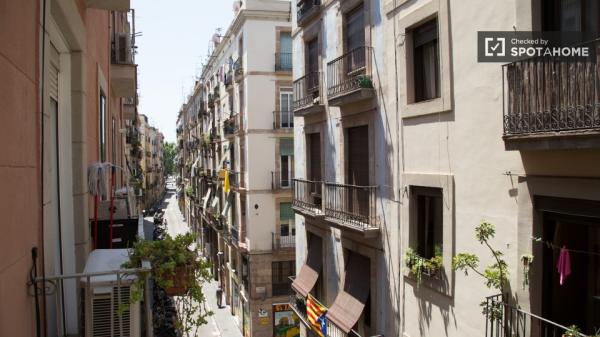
[306,38,320,90]
[279,32,292,70]
[346,126,369,218]
[280,138,294,188]
[345,4,366,72]
[543,0,600,37]
[280,90,293,128]
[541,213,600,335]
[307,133,322,206]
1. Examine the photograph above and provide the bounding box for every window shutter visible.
[279,138,294,156]
[280,202,294,220]
[48,44,60,100]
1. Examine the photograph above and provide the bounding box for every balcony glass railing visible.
[503,41,600,136]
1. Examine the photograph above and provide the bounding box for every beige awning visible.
[291,236,322,297]
[326,253,370,333]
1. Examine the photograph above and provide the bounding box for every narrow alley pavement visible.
[158,182,243,337]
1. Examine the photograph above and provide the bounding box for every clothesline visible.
[531,237,600,257]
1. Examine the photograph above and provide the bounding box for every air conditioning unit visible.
[81,249,141,337]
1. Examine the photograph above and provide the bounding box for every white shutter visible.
[48,44,60,100]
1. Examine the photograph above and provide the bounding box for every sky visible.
[131,0,234,143]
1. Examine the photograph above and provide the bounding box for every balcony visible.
[234,58,243,82]
[225,71,234,91]
[224,114,240,138]
[123,96,136,120]
[484,295,580,337]
[293,71,325,116]
[273,110,294,129]
[32,252,152,337]
[292,179,323,217]
[272,232,295,250]
[297,0,322,27]
[502,47,600,150]
[275,52,292,71]
[327,46,375,106]
[293,179,380,237]
[229,171,246,190]
[111,33,136,98]
[272,171,293,190]
[86,0,130,11]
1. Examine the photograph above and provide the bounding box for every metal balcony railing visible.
[327,46,373,98]
[484,295,587,337]
[292,179,322,215]
[275,52,292,71]
[32,267,152,337]
[323,182,378,230]
[272,232,296,250]
[297,0,322,26]
[231,226,240,245]
[224,114,240,136]
[273,110,294,129]
[234,58,243,80]
[228,171,243,189]
[293,71,321,110]
[111,32,134,65]
[272,171,293,190]
[503,42,600,136]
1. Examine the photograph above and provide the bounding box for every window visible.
[413,19,440,102]
[279,89,293,128]
[411,186,443,259]
[345,4,365,52]
[279,32,292,70]
[280,202,295,239]
[280,138,294,188]
[272,261,295,296]
[543,0,600,36]
[99,92,107,162]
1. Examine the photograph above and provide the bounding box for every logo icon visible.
[484,37,505,57]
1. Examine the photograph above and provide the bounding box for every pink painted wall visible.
[0,0,41,336]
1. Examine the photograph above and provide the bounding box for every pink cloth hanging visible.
[556,246,571,285]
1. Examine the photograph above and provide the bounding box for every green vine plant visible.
[405,246,443,285]
[121,233,213,336]
[451,220,509,320]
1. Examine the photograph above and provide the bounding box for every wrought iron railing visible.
[484,294,587,337]
[323,182,379,230]
[224,114,239,136]
[272,171,294,190]
[327,46,373,98]
[273,110,294,129]
[292,179,323,214]
[297,0,322,25]
[32,268,152,337]
[503,42,600,136]
[234,58,243,79]
[229,171,242,189]
[276,52,293,71]
[231,226,240,246]
[272,232,296,250]
[293,71,321,110]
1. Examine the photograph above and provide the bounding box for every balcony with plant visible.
[327,46,375,106]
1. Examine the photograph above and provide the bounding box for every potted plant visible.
[122,233,213,336]
[563,325,581,337]
[357,75,373,89]
[405,247,443,285]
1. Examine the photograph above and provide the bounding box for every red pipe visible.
[109,166,115,249]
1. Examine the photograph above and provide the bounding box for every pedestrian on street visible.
[216,285,223,308]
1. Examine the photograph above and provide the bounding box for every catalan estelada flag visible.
[306,294,327,337]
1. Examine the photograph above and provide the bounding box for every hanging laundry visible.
[556,246,571,286]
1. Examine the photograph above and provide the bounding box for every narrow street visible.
[157,181,243,337]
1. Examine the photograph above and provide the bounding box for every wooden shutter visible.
[308,133,321,181]
[347,126,369,186]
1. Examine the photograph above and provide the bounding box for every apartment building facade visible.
[0,0,143,335]
[139,114,166,209]
[291,1,600,337]
[176,1,298,336]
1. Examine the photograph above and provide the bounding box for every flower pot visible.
[163,265,194,296]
